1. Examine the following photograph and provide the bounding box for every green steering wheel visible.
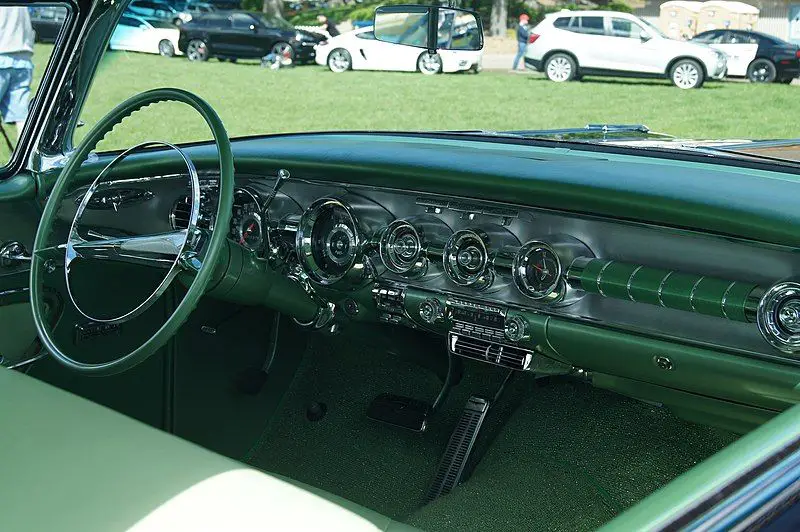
[30,88,235,376]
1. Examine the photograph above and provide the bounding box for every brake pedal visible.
[425,396,490,503]
[367,393,431,432]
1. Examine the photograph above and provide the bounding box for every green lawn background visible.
[2,43,798,162]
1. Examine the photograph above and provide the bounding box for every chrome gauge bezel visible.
[443,229,492,288]
[757,280,800,355]
[296,197,362,285]
[380,219,423,275]
[512,240,563,302]
[231,187,264,252]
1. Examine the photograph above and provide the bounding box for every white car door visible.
[110,16,140,50]
[713,32,758,77]
[564,15,614,70]
[602,17,665,74]
[353,32,418,71]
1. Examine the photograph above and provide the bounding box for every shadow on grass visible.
[526,76,723,89]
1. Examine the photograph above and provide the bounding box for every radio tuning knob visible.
[419,298,443,324]
[504,316,528,342]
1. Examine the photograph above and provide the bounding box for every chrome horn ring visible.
[64,141,200,325]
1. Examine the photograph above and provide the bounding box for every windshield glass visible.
[74,1,800,164]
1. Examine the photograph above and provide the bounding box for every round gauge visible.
[380,220,422,274]
[230,188,263,251]
[297,198,361,284]
[237,213,263,249]
[513,241,563,301]
[443,230,491,287]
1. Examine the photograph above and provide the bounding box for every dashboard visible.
[145,172,800,372]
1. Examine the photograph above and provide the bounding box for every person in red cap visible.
[513,13,531,71]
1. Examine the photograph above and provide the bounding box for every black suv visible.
[178,11,324,64]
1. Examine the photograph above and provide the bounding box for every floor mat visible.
[407,382,739,532]
[245,331,512,519]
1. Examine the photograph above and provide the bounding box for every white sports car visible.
[109,15,182,57]
[315,26,482,74]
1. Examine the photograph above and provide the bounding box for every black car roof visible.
[695,28,789,46]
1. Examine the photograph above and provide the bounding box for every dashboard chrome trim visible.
[627,265,644,302]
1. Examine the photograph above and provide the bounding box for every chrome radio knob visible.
[419,298,443,324]
[504,316,528,342]
[778,300,800,333]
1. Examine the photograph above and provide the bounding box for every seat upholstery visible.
[0,367,416,531]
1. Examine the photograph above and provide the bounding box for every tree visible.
[262,0,282,17]
[489,0,507,37]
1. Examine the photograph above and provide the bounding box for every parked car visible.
[316,26,483,74]
[109,15,182,57]
[691,29,800,83]
[178,12,324,65]
[525,10,728,89]
[169,2,217,26]
[125,0,180,21]
[29,6,67,43]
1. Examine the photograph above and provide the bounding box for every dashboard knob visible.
[504,316,528,342]
[778,300,800,333]
[419,298,443,324]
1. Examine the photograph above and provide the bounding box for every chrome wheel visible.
[672,61,701,89]
[418,53,442,75]
[186,40,208,62]
[328,49,351,73]
[271,42,294,66]
[546,55,573,82]
[158,40,175,58]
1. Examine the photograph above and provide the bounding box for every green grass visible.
[2,44,799,163]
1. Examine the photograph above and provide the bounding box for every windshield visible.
[71,2,800,165]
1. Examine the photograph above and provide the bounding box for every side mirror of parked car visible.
[640,30,652,42]
[373,5,483,52]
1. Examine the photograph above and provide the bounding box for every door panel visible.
[603,17,664,73]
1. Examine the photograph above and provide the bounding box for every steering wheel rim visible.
[30,88,235,376]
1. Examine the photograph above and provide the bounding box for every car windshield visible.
[59,1,800,167]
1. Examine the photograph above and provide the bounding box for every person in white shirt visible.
[0,7,35,139]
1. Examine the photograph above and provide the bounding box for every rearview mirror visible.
[374,5,483,51]
[640,30,651,42]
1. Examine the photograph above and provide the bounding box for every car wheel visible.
[327,48,351,73]
[418,52,442,75]
[470,60,482,74]
[778,78,794,84]
[544,53,576,82]
[186,39,209,62]
[158,39,175,58]
[670,59,704,89]
[747,59,777,83]
[271,42,295,66]
[172,18,183,26]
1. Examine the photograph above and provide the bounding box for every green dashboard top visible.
[70,132,800,248]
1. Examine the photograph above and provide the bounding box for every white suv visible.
[525,11,727,89]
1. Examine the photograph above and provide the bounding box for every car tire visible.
[186,39,209,62]
[172,18,183,26]
[670,59,704,89]
[544,53,577,82]
[271,42,295,67]
[158,39,175,57]
[747,59,777,83]
[778,78,794,84]
[418,52,442,75]
[327,48,351,73]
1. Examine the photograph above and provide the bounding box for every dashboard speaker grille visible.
[448,333,532,371]
[169,196,192,230]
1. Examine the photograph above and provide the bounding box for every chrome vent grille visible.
[169,196,192,230]
[448,333,533,371]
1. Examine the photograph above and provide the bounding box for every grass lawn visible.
[2,43,799,162]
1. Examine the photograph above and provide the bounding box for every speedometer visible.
[231,188,264,252]
[296,198,360,284]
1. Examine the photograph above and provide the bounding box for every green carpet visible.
[408,383,738,531]
[245,330,738,531]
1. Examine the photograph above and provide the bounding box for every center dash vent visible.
[169,196,192,230]
[448,333,533,371]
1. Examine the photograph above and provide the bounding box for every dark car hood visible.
[295,28,326,42]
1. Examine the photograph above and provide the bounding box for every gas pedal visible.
[425,396,490,503]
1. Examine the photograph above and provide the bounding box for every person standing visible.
[512,13,530,71]
[0,7,35,139]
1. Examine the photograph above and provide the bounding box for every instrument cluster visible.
[292,193,594,306]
